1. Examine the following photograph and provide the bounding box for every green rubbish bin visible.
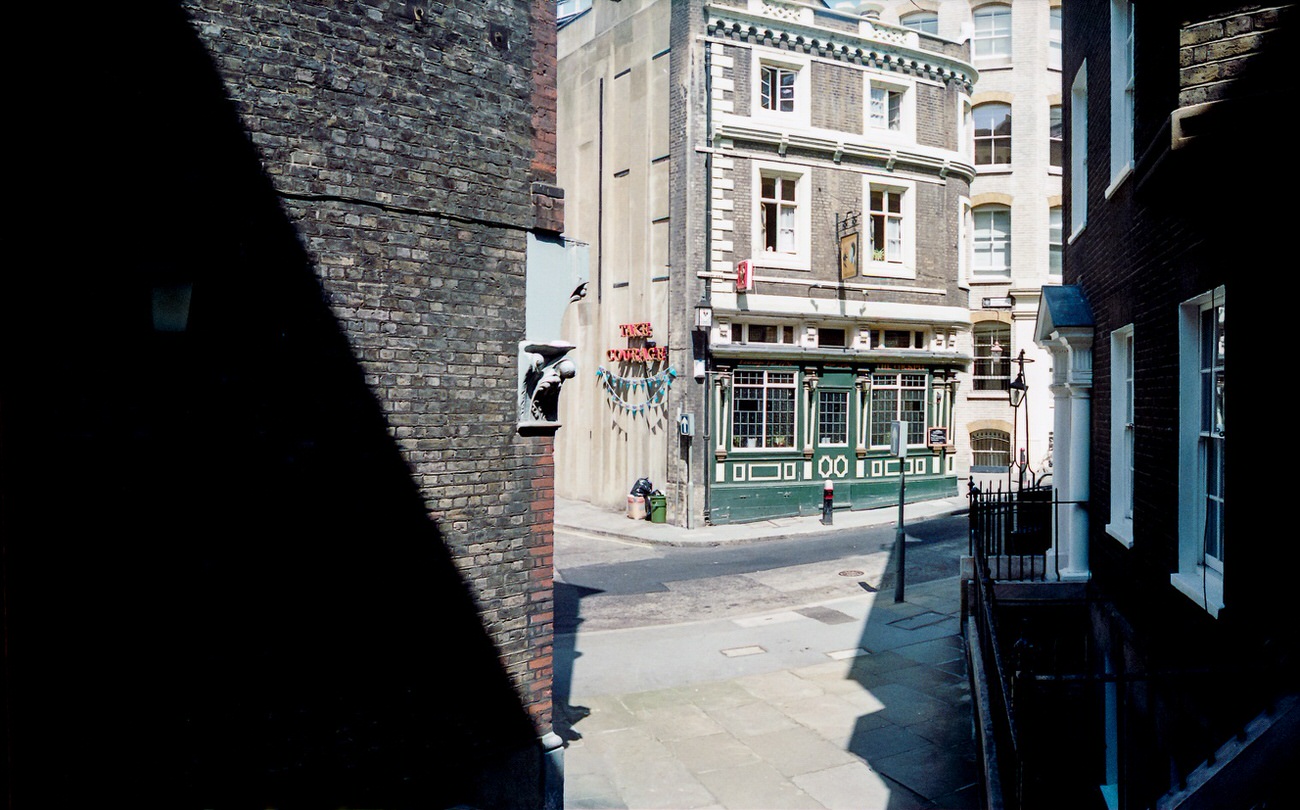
[648,492,667,523]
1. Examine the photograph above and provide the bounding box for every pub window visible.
[869,372,927,447]
[732,369,797,449]
[818,389,849,446]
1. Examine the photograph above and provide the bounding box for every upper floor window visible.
[901,11,938,35]
[760,64,796,114]
[1050,104,1063,169]
[974,103,1012,165]
[760,174,798,254]
[754,55,810,126]
[1049,6,1062,70]
[1108,324,1135,546]
[1049,206,1063,277]
[870,84,902,131]
[754,163,810,269]
[870,188,903,263]
[1070,63,1088,237]
[973,205,1011,276]
[973,322,1011,391]
[1174,289,1225,616]
[1110,1,1135,187]
[973,5,1012,63]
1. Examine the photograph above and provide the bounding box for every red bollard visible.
[821,480,834,525]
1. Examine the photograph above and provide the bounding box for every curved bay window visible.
[972,429,1011,471]
[973,323,1011,391]
[870,372,927,448]
[732,369,796,449]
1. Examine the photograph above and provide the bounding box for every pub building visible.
[556,0,977,526]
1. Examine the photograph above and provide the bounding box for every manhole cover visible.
[838,570,864,577]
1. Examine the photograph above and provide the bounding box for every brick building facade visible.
[963,3,1297,807]
[4,1,571,807]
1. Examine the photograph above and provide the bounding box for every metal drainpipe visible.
[699,35,713,528]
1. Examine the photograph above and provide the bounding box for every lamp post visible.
[1008,349,1035,489]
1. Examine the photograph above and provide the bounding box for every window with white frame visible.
[972,205,1011,276]
[868,81,905,132]
[754,55,809,125]
[1049,6,1062,70]
[1175,290,1225,614]
[732,369,796,449]
[1108,324,1135,545]
[974,103,1012,166]
[961,99,973,163]
[1049,206,1063,277]
[755,165,809,267]
[1050,104,1063,169]
[1110,1,1135,187]
[1070,63,1088,237]
[869,187,904,264]
[959,198,972,286]
[818,389,849,446]
[870,372,927,447]
[973,322,1011,391]
[760,64,796,114]
[901,11,938,34]
[973,5,1012,63]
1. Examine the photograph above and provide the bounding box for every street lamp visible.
[693,295,712,383]
[1007,348,1035,488]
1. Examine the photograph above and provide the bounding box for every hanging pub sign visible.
[606,322,667,363]
[736,260,754,293]
[836,210,860,280]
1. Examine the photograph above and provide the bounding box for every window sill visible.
[1104,163,1133,199]
[861,262,916,280]
[1048,166,1063,176]
[969,275,1012,285]
[753,254,811,272]
[1170,568,1224,619]
[975,165,1013,176]
[1104,522,1134,549]
[1067,222,1086,244]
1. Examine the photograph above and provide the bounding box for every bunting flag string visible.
[596,366,678,415]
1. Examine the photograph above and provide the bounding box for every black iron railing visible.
[968,480,1057,582]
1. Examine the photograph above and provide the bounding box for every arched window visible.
[974,102,1012,165]
[973,4,1012,61]
[972,429,1011,471]
[901,11,938,34]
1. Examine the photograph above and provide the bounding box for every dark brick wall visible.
[812,60,864,129]
[5,1,561,806]
[1058,1,1295,803]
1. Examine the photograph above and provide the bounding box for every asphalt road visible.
[555,514,968,635]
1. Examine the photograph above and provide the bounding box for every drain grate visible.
[838,569,864,577]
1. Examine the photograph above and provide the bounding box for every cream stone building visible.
[871,0,1064,490]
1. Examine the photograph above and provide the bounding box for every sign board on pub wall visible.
[927,426,949,448]
[735,260,753,293]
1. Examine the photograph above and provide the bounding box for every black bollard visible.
[821,480,833,525]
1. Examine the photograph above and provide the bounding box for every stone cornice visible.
[706,3,977,93]
[713,118,977,182]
